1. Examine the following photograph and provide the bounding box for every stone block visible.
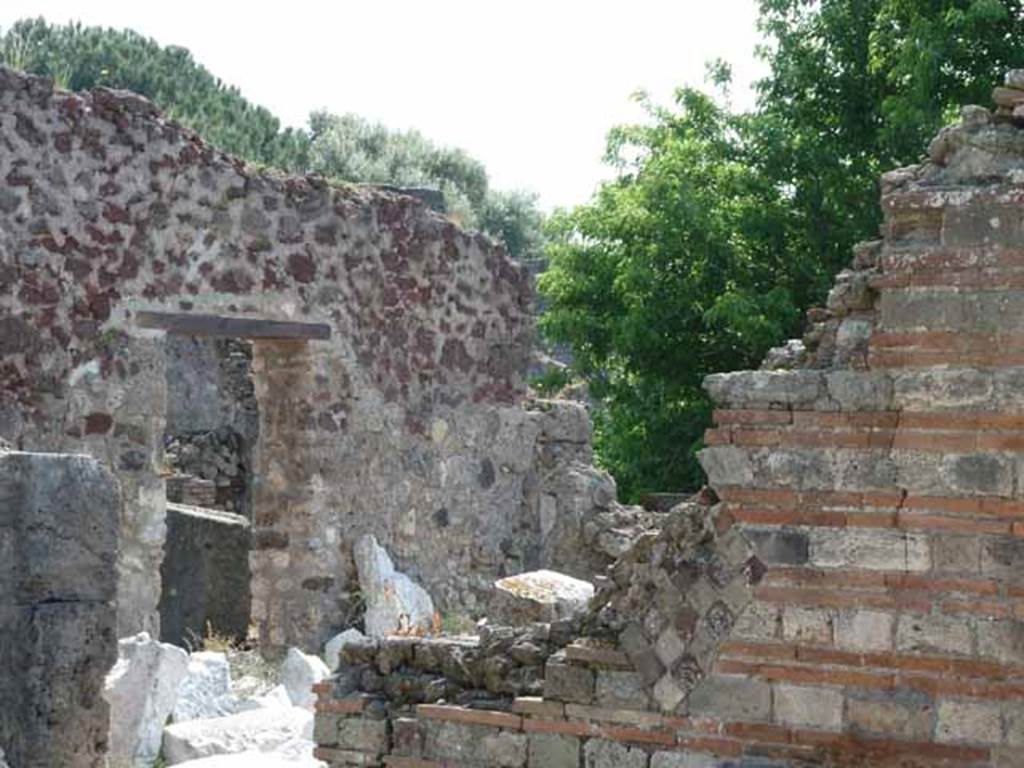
[595,670,649,710]
[836,610,893,652]
[782,607,834,646]
[981,538,1024,582]
[0,453,120,768]
[808,528,930,572]
[941,454,1015,497]
[655,628,687,669]
[699,446,754,487]
[651,752,719,768]
[773,684,843,731]
[423,720,527,767]
[896,614,973,656]
[583,737,649,768]
[825,371,893,411]
[977,620,1024,664]
[936,700,1002,744]
[892,369,993,411]
[619,624,665,686]
[281,647,331,709]
[0,453,119,605]
[158,503,252,648]
[172,651,234,722]
[337,717,388,753]
[931,534,982,574]
[528,732,580,768]
[313,712,340,746]
[703,370,825,408]
[392,716,422,756]
[879,290,967,329]
[161,706,315,762]
[353,534,436,638]
[846,693,933,740]
[653,673,687,713]
[745,530,809,566]
[106,632,190,766]
[943,204,1024,248]
[732,601,780,642]
[491,569,595,625]
[544,659,595,704]
[1005,701,1024,746]
[686,675,772,721]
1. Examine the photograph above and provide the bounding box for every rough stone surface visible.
[686,675,773,722]
[159,503,252,648]
[582,501,758,710]
[0,452,119,768]
[491,569,595,625]
[528,732,580,768]
[173,651,235,723]
[161,706,314,763]
[105,631,190,766]
[583,738,648,768]
[354,534,437,637]
[171,754,322,768]
[772,684,844,731]
[323,628,366,673]
[280,647,330,710]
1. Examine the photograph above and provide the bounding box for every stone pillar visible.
[0,452,120,768]
[250,339,328,649]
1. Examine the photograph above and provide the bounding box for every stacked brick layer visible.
[695,109,1024,767]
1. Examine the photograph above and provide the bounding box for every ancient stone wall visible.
[0,65,535,643]
[0,451,119,768]
[315,84,1024,767]
[0,67,637,648]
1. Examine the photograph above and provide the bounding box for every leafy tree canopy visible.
[307,112,544,251]
[541,0,1024,500]
[539,90,803,498]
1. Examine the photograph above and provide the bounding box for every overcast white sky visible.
[1,1,766,210]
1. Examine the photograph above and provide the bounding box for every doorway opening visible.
[157,334,258,649]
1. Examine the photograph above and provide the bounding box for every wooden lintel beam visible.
[135,311,331,340]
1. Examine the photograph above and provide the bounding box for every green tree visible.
[757,0,1024,277]
[306,112,488,231]
[306,112,544,260]
[540,90,803,499]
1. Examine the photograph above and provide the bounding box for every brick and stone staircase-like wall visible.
[313,76,1024,768]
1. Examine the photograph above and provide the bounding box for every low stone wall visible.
[0,451,119,768]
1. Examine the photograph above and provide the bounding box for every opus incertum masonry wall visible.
[314,86,1024,766]
[0,65,652,651]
